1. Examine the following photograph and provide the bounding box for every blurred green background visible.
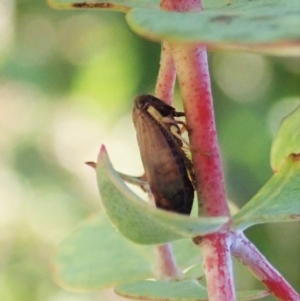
[0,0,300,300]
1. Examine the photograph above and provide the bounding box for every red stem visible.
[152,39,181,281]
[154,244,182,280]
[200,232,235,301]
[170,43,229,217]
[170,40,235,301]
[155,42,176,105]
[231,232,300,301]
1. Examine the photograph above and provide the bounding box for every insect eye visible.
[135,96,150,111]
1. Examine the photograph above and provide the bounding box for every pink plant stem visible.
[150,190,181,281]
[153,43,181,281]
[154,244,182,280]
[231,232,300,301]
[200,232,235,301]
[155,41,176,105]
[161,5,229,220]
[170,43,229,217]
[170,40,235,301]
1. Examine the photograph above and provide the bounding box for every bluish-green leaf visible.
[115,280,270,301]
[51,0,300,54]
[271,104,300,171]
[234,155,300,230]
[53,212,202,291]
[96,146,228,245]
[126,0,300,55]
[115,280,208,300]
[53,213,153,291]
[181,262,204,280]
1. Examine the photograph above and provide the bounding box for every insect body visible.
[133,94,194,215]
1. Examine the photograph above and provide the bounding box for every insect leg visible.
[117,172,151,194]
[169,125,191,147]
[85,161,150,193]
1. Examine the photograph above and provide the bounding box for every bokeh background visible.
[0,0,300,300]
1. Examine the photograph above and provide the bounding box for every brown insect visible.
[132,94,195,215]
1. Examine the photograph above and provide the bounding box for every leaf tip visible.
[86,144,108,169]
[98,144,108,162]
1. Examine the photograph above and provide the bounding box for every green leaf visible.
[115,280,208,300]
[53,212,202,291]
[182,262,204,280]
[126,0,300,55]
[96,146,228,245]
[234,155,300,230]
[271,104,300,171]
[237,291,270,301]
[53,212,153,291]
[172,240,201,269]
[115,280,270,301]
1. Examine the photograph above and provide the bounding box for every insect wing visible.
[133,107,194,215]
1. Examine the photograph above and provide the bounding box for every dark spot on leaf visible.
[290,214,300,220]
[193,236,202,245]
[250,15,270,21]
[72,2,91,7]
[290,153,300,162]
[72,2,114,8]
[211,15,234,24]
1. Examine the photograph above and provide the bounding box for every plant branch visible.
[155,42,176,105]
[154,45,181,279]
[170,42,229,217]
[231,232,300,301]
[169,42,234,301]
[154,244,182,280]
[200,232,235,301]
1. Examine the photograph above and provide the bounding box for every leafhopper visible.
[133,95,195,215]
